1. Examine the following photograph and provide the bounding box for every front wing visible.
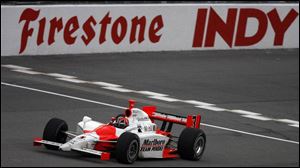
[33,138,111,160]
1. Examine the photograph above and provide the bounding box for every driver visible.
[110,112,130,129]
[116,117,129,129]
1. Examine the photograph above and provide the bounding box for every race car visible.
[33,100,206,164]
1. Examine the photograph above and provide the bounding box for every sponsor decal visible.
[18,8,164,54]
[143,125,155,132]
[137,116,149,121]
[140,139,165,152]
[193,7,298,48]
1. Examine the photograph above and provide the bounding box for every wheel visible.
[115,132,139,164]
[178,128,206,160]
[43,118,68,150]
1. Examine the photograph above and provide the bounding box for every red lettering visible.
[64,16,79,45]
[99,12,111,44]
[130,16,146,43]
[192,8,207,48]
[81,16,96,45]
[19,8,40,54]
[111,16,127,44]
[18,8,165,53]
[149,15,163,43]
[48,17,63,45]
[205,8,237,47]
[267,8,299,46]
[37,18,45,46]
[235,8,268,46]
[193,7,298,48]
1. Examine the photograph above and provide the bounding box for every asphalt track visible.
[1,49,299,167]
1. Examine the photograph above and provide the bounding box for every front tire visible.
[178,128,206,160]
[43,118,68,150]
[115,132,139,164]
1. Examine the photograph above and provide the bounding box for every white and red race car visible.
[34,100,206,164]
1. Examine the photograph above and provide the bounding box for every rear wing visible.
[142,106,202,130]
[126,100,202,132]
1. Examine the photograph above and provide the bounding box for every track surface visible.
[1,49,299,167]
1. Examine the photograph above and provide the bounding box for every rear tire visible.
[115,132,139,164]
[178,128,206,160]
[43,118,68,150]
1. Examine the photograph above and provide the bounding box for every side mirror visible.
[82,116,92,130]
[83,116,92,123]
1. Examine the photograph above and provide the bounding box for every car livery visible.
[34,100,206,164]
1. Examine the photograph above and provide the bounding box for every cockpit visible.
[110,108,155,131]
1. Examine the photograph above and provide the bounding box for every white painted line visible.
[46,73,77,79]
[7,65,300,129]
[89,81,122,88]
[196,105,227,111]
[56,78,87,83]
[149,96,180,102]
[242,115,273,121]
[201,123,299,145]
[102,87,134,92]
[1,64,31,70]
[182,100,215,106]
[1,82,298,145]
[136,91,168,97]
[1,82,126,110]
[229,110,261,116]
[12,69,44,75]
[6,65,299,130]
[289,124,299,128]
[275,119,299,124]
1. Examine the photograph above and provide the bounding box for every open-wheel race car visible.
[33,100,206,164]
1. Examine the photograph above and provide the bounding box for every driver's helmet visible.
[118,117,129,128]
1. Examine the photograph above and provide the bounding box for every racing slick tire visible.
[178,128,206,160]
[43,118,68,150]
[115,132,140,164]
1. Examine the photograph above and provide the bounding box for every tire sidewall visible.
[126,139,139,163]
[116,132,140,164]
[193,133,206,160]
[178,128,206,160]
[43,118,68,150]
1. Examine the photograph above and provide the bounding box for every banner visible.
[1,4,299,56]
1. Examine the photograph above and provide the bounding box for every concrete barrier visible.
[1,3,299,56]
